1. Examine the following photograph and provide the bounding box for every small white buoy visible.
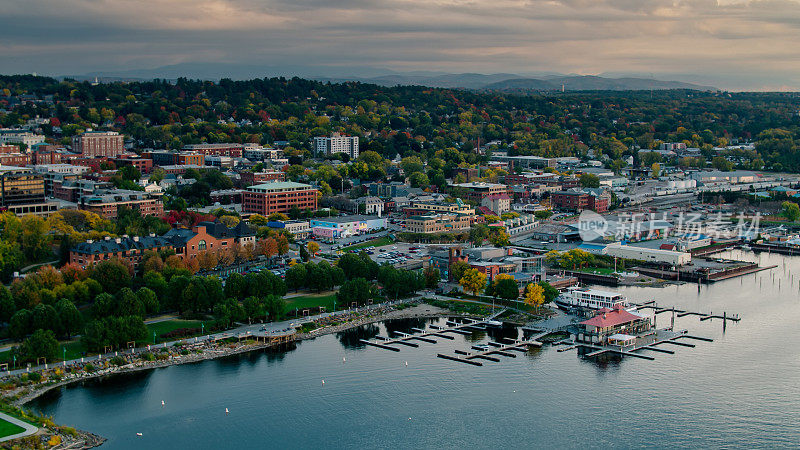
[225,408,229,414]
[513,390,516,393]
[322,380,325,385]
[405,361,408,366]
[161,400,165,407]
[408,417,412,421]
[342,357,346,363]
[136,433,143,436]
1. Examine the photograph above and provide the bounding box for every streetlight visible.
[153,331,156,345]
[63,347,66,366]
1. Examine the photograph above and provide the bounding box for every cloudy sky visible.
[1,0,799,90]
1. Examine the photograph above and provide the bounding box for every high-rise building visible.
[314,133,359,159]
[72,131,125,157]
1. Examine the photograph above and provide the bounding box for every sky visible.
[1,0,799,91]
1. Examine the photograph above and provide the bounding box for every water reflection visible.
[336,323,380,349]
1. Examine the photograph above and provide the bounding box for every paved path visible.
[0,296,426,378]
[0,412,38,443]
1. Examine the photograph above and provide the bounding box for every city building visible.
[0,165,45,207]
[72,131,125,157]
[314,133,359,159]
[0,129,45,148]
[79,190,164,219]
[182,143,244,158]
[309,215,387,239]
[551,188,610,213]
[603,242,691,266]
[480,193,511,215]
[489,153,557,169]
[266,220,311,239]
[242,181,318,215]
[70,220,256,269]
[240,170,285,186]
[406,213,472,233]
[112,156,153,174]
[69,235,174,269]
[448,182,509,202]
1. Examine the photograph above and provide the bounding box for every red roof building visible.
[576,304,651,345]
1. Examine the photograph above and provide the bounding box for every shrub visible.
[110,356,126,366]
[28,372,42,382]
[83,363,95,372]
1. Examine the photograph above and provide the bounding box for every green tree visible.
[579,173,600,188]
[423,267,440,289]
[285,264,307,292]
[781,201,800,222]
[492,274,520,300]
[263,295,286,321]
[55,299,81,338]
[449,261,471,283]
[20,329,58,362]
[91,258,132,293]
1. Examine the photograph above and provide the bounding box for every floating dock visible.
[572,330,713,361]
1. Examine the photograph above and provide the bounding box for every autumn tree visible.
[523,283,545,311]
[459,268,487,297]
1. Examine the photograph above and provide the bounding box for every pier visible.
[628,302,741,324]
[359,310,507,351]
[571,329,713,361]
[436,332,549,366]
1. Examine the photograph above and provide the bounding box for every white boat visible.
[554,286,628,311]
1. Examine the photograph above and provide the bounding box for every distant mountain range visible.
[321,74,716,91]
[68,63,717,91]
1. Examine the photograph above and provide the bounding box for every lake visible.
[30,250,800,448]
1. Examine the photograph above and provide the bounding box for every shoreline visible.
[1,303,503,448]
[14,304,470,407]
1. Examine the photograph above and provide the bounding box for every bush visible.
[141,352,155,362]
[83,363,95,372]
[28,372,42,382]
[110,356,126,366]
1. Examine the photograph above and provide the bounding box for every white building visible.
[314,133,359,159]
[0,129,45,148]
[603,242,691,266]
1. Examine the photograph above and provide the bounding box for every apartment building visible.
[313,133,359,159]
[72,131,125,157]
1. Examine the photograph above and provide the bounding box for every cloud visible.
[1,0,800,89]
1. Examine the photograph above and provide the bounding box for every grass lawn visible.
[0,339,90,364]
[574,267,617,275]
[0,418,25,438]
[340,236,394,251]
[285,293,338,314]
[146,319,205,343]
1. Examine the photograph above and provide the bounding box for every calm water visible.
[31,250,800,449]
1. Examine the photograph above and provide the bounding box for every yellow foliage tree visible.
[307,241,320,255]
[523,283,545,311]
[459,268,487,297]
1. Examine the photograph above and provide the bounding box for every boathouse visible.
[573,304,651,345]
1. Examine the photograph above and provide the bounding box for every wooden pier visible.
[573,330,713,361]
[629,302,741,323]
[359,311,507,351]
[435,332,549,366]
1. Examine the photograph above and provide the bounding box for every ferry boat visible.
[554,286,628,311]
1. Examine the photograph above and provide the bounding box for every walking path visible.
[0,412,38,443]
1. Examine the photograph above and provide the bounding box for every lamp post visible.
[153,331,156,345]
[63,347,66,366]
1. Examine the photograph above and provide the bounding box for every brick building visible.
[72,131,125,157]
[240,170,285,186]
[242,181,318,215]
[551,188,610,213]
[80,190,164,219]
[182,143,244,158]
